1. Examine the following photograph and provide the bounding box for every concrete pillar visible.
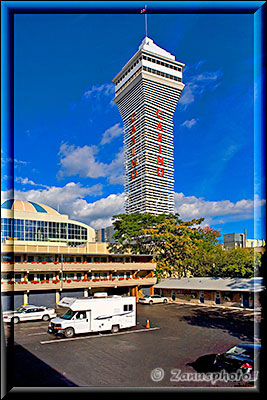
[131,286,138,300]
[56,290,60,304]
[84,288,89,297]
[23,291,28,305]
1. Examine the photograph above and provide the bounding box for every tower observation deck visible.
[113,37,185,214]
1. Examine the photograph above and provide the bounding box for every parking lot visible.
[3,302,261,389]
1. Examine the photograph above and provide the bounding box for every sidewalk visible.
[170,299,261,312]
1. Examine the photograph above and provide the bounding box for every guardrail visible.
[1,277,157,292]
[1,261,156,272]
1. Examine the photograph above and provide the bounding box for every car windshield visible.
[226,345,254,359]
[61,309,75,320]
[14,306,26,313]
[143,296,150,298]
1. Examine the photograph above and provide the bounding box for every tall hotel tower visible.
[113,37,185,214]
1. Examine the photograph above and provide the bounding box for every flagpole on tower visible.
[140,5,147,37]
[145,5,148,37]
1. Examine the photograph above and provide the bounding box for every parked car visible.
[3,305,57,324]
[214,343,261,374]
[139,295,168,305]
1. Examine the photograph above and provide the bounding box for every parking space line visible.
[15,326,45,330]
[27,332,48,336]
[40,326,160,345]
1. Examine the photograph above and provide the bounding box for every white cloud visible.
[1,157,29,166]
[222,144,242,162]
[1,189,14,202]
[180,119,197,129]
[83,83,114,99]
[2,185,265,232]
[174,193,265,225]
[193,71,222,82]
[70,193,125,229]
[82,83,115,114]
[107,149,124,185]
[100,123,123,145]
[58,143,124,185]
[58,143,107,179]
[179,67,223,109]
[2,182,103,215]
[15,177,49,188]
[179,82,197,107]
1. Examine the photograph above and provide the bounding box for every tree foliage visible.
[144,218,221,278]
[108,212,261,279]
[108,213,220,278]
[108,213,178,255]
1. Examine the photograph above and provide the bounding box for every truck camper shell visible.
[48,293,136,337]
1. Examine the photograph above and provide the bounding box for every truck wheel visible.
[42,314,50,321]
[13,317,19,324]
[111,325,119,333]
[64,327,74,338]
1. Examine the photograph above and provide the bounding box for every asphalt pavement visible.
[2,302,261,390]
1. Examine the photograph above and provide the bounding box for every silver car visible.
[3,305,57,324]
[139,295,168,305]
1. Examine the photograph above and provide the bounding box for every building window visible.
[142,66,181,82]
[2,273,14,282]
[222,292,233,301]
[123,304,133,311]
[14,274,22,282]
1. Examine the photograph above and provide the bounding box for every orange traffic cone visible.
[146,319,150,329]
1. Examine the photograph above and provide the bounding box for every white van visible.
[48,293,136,338]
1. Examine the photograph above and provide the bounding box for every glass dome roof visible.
[1,199,59,215]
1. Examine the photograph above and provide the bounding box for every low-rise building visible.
[1,199,156,310]
[223,231,266,251]
[95,226,115,243]
[154,277,265,309]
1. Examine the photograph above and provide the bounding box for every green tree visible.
[108,212,178,255]
[109,213,220,279]
[145,219,220,278]
[219,247,260,278]
[191,246,260,278]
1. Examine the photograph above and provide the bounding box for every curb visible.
[170,300,260,312]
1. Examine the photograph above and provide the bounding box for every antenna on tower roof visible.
[140,4,148,37]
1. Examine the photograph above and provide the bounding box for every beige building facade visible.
[1,200,156,310]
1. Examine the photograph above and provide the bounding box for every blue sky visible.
[1,6,266,241]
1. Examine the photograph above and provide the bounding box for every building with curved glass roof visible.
[1,199,96,245]
[1,198,157,311]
